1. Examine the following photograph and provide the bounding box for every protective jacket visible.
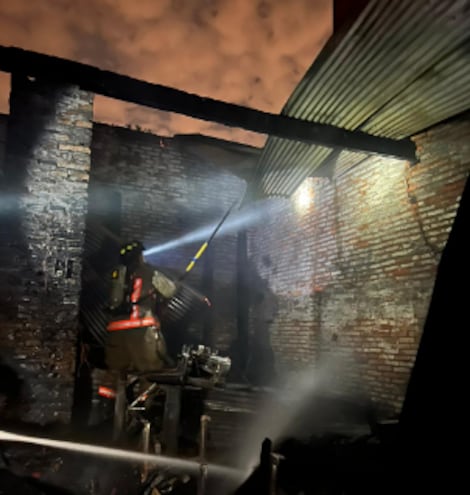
[107,262,177,332]
[105,261,177,372]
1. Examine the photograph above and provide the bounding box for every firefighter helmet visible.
[119,240,145,264]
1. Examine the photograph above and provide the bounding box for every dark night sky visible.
[0,0,331,147]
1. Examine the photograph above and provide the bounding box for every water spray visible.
[143,197,287,260]
[0,429,243,480]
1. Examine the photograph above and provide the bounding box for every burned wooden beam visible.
[0,46,416,161]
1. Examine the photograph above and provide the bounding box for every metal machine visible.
[97,345,231,493]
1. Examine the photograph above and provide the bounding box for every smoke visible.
[236,351,372,474]
[0,193,18,209]
[143,197,287,258]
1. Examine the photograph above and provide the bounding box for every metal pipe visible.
[141,420,151,483]
[270,453,284,495]
[128,383,158,410]
[180,200,238,280]
[197,414,211,495]
[112,371,127,441]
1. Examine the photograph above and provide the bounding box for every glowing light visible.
[293,178,314,212]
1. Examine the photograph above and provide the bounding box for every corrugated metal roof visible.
[254,0,470,197]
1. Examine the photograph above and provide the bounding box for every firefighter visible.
[105,240,177,372]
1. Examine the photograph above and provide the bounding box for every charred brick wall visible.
[0,76,93,424]
[87,124,246,353]
[2,79,467,423]
[249,116,470,412]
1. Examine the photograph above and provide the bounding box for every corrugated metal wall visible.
[80,221,117,346]
[254,0,470,197]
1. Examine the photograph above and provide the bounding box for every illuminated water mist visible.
[0,430,242,480]
[143,198,287,258]
[0,193,19,209]
[237,353,365,475]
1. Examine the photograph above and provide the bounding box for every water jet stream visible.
[0,429,243,480]
[143,198,287,258]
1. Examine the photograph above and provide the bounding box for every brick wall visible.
[0,76,93,424]
[247,190,317,380]
[86,124,246,352]
[1,82,467,423]
[249,116,470,413]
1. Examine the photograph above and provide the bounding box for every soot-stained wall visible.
[1,77,467,425]
[0,76,93,424]
[249,116,470,413]
[87,124,246,354]
[1,109,245,424]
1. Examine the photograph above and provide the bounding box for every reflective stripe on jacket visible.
[107,262,175,332]
[107,316,159,331]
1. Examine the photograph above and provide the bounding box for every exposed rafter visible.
[0,46,416,162]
